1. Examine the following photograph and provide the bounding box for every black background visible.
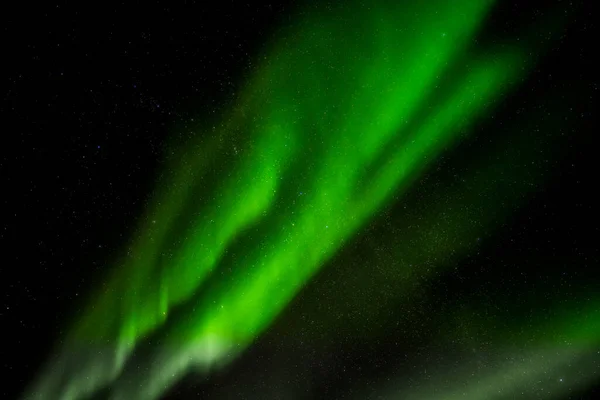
[2,1,597,399]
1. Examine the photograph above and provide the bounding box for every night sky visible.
[2,1,598,399]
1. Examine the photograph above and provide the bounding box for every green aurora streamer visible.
[24,1,596,399]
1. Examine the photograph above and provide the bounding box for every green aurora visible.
[24,1,598,399]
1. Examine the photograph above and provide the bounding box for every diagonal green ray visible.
[23,1,555,399]
[107,51,528,399]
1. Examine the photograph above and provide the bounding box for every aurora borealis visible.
[6,0,597,399]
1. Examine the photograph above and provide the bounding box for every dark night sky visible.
[1,1,598,399]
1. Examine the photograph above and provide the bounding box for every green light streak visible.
[24,1,565,399]
[107,53,526,400]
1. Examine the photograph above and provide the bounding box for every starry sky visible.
[1,1,598,399]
